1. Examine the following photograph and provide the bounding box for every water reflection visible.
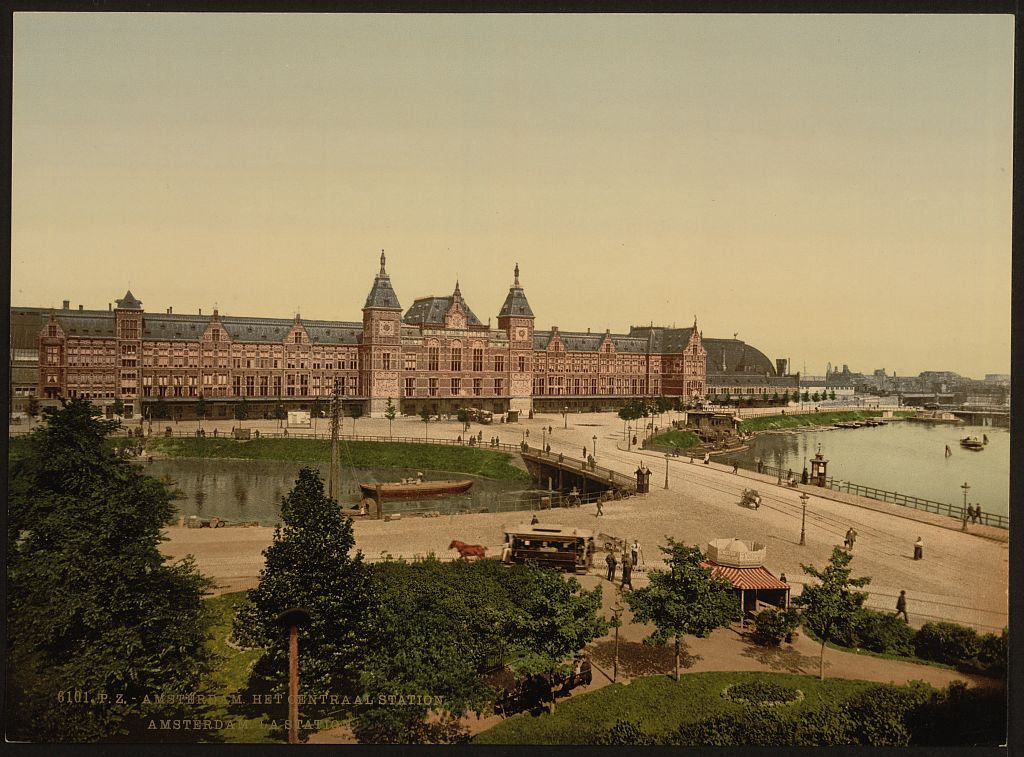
[721,422,1010,516]
[146,458,533,525]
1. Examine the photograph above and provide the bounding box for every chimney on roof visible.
[78,305,83,311]
[587,327,591,333]
[167,307,173,314]
[198,308,202,315]
[108,303,112,311]
[63,300,70,309]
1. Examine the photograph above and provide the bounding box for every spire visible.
[454,279,461,298]
[514,263,520,287]
[363,251,402,310]
[380,249,387,276]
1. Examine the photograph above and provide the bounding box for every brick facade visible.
[20,255,795,419]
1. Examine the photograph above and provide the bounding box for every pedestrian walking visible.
[756,457,763,474]
[895,590,909,623]
[975,504,983,524]
[620,558,633,590]
[753,494,761,510]
[913,536,924,560]
[548,425,553,435]
[844,527,855,550]
[703,453,711,465]
[732,462,738,474]
[779,572,787,584]
[583,446,588,459]
[531,513,539,525]
[596,498,604,517]
[605,552,617,582]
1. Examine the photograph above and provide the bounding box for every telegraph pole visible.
[329,379,342,501]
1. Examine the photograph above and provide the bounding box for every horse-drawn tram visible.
[501,524,595,574]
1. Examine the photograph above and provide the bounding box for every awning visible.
[701,561,790,591]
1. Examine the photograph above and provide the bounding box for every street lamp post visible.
[563,405,568,429]
[542,426,546,452]
[275,607,312,745]
[592,434,598,458]
[611,602,623,683]
[664,453,670,489]
[799,492,809,546]
[961,481,970,531]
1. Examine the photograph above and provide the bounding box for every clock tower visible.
[361,251,403,417]
[497,263,535,415]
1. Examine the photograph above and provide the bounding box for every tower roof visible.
[115,290,142,309]
[497,262,534,318]
[363,250,402,310]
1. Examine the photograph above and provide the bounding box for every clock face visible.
[515,327,528,341]
[378,320,394,335]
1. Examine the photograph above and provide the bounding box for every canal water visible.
[719,422,1010,517]
[145,458,536,525]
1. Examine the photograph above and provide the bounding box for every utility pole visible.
[329,379,342,501]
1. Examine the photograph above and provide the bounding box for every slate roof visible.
[403,296,484,327]
[363,252,402,310]
[627,326,696,353]
[115,290,143,309]
[497,263,534,318]
[532,330,648,354]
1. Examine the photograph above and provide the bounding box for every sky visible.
[11,13,1013,378]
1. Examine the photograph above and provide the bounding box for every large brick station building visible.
[12,254,797,420]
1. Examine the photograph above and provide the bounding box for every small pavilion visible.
[702,538,791,620]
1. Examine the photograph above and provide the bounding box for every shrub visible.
[908,681,1007,746]
[595,719,656,745]
[724,680,800,705]
[851,608,916,656]
[972,629,1007,677]
[673,707,791,746]
[791,705,855,746]
[843,682,933,746]
[752,608,801,647]
[914,622,982,666]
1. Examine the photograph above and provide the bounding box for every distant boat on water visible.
[959,436,985,451]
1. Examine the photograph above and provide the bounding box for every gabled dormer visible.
[546,326,566,353]
[444,281,468,329]
[201,309,229,345]
[599,329,615,355]
[285,313,310,346]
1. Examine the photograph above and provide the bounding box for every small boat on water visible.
[959,437,985,451]
[359,475,474,500]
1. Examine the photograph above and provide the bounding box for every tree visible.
[111,397,125,417]
[348,405,364,434]
[419,408,431,439]
[791,390,800,403]
[771,392,780,405]
[151,397,169,421]
[233,468,377,699]
[812,392,821,403]
[6,398,212,741]
[26,396,39,418]
[501,563,607,713]
[626,539,739,681]
[829,390,837,401]
[233,396,249,424]
[274,402,287,425]
[195,394,207,428]
[792,547,871,680]
[384,397,397,438]
[802,391,810,403]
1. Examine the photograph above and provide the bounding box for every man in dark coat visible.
[620,557,633,590]
[896,590,909,623]
[605,552,617,582]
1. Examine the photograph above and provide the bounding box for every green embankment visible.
[472,671,874,744]
[643,429,703,450]
[144,437,530,482]
[738,410,914,433]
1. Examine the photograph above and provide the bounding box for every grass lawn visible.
[144,437,530,481]
[472,671,877,744]
[644,429,703,451]
[739,410,913,433]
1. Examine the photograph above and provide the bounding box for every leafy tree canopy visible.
[6,398,212,741]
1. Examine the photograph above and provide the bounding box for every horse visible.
[449,540,487,559]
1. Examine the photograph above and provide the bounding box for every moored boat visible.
[359,476,474,500]
[959,436,985,451]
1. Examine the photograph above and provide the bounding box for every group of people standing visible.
[965,504,984,524]
[605,540,643,590]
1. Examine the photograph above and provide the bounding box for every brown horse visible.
[449,540,487,559]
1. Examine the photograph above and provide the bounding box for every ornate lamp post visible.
[664,452,670,489]
[961,481,970,531]
[592,434,598,458]
[799,492,809,546]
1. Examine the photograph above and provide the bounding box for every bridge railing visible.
[379,487,612,517]
[752,462,1008,530]
[521,446,638,492]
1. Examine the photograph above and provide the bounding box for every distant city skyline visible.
[11,14,1012,377]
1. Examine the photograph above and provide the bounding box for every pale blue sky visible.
[11,14,1013,377]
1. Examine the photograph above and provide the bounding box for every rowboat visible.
[359,477,474,500]
[959,437,984,451]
